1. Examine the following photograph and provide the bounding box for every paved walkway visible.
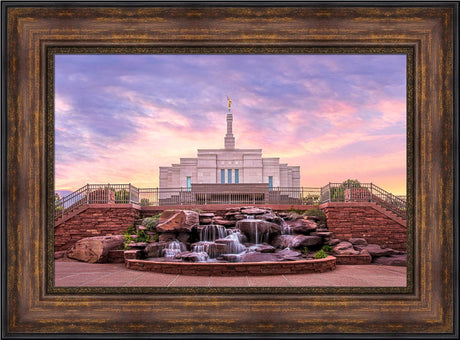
[55,260,406,287]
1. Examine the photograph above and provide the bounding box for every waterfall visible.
[200,224,227,242]
[250,222,269,244]
[194,252,209,262]
[162,240,184,258]
[224,231,246,254]
[281,219,292,235]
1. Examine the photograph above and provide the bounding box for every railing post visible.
[370,183,373,202]
[86,184,89,204]
[328,182,331,202]
[129,183,132,204]
[156,187,159,206]
[301,187,304,205]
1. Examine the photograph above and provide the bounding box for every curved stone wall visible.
[125,256,336,276]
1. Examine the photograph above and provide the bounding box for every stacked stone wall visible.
[54,206,140,251]
[125,256,336,276]
[321,203,406,251]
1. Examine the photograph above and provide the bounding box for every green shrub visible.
[288,206,304,215]
[123,231,133,250]
[321,245,333,253]
[134,229,151,243]
[142,215,161,231]
[301,246,309,255]
[342,179,361,188]
[123,225,151,249]
[115,189,130,202]
[140,198,150,206]
[302,208,327,225]
[314,249,328,259]
[126,225,135,235]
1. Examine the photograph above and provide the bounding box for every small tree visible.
[140,198,150,206]
[341,179,361,188]
[115,189,129,203]
[331,179,362,201]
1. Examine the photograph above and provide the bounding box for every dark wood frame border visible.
[3,1,457,336]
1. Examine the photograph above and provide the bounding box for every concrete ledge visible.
[334,254,372,265]
[125,256,336,276]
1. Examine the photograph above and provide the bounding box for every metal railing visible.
[320,182,406,219]
[55,182,406,220]
[138,186,321,206]
[55,184,321,219]
[54,183,139,219]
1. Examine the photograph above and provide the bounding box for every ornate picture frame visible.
[3,1,457,337]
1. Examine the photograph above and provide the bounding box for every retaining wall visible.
[320,202,407,251]
[125,256,336,276]
[54,204,140,251]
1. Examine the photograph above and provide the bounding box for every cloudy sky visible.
[55,54,407,195]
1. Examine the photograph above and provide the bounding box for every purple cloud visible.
[55,54,407,194]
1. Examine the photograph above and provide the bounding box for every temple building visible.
[159,98,300,194]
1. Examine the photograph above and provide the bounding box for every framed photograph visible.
[2,1,457,337]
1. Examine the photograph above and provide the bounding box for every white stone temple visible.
[159,99,300,191]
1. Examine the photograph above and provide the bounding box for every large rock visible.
[158,233,176,242]
[156,210,199,233]
[291,219,318,235]
[326,238,341,246]
[359,244,396,257]
[253,244,276,253]
[348,238,368,246]
[177,232,191,244]
[373,254,407,266]
[144,242,168,258]
[333,241,359,255]
[67,235,125,263]
[259,213,285,225]
[240,252,278,262]
[276,248,302,260]
[191,242,227,258]
[240,207,268,215]
[236,219,282,243]
[175,251,208,262]
[199,218,213,224]
[212,218,236,227]
[272,235,296,248]
[289,235,322,248]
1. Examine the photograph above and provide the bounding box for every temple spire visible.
[224,96,235,149]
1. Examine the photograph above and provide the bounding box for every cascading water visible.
[223,230,246,254]
[192,242,222,258]
[162,240,184,258]
[281,219,292,235]
[199,224,227,242]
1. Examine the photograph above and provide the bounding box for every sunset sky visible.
[55,54,407,195]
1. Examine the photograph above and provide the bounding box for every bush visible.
[140,198,150,206]
[301,246,309,255]
[321,245,333,253]
[134,229,151,243]
[142,214,161,232]
[302,208,327,225]
[314,249,328,259]
[115,189,129,202]
[342,179,361,188]
[123,225,151,249]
